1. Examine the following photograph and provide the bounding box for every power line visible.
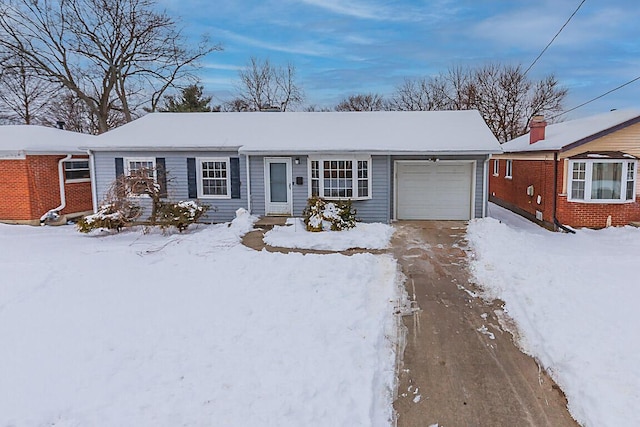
[549,75,640,120]
[523,0,587,76]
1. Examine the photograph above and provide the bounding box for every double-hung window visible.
[125,158,156,196]
[493,159,499,176]
[197,157,230,198]
[64,160,90,182]
[505,159,513,179]
[309,157,371,200]
[568,159,637,203]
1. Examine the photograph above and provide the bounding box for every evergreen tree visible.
[160,85,215,112]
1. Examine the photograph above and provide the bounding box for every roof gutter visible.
[552,152,575,234]
[40,154,72,225]
[238,149,503,156]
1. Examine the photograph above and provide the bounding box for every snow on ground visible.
[0,211,401,427]
[263,218,394,250]
[468,205,640,427]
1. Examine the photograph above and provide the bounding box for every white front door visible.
[265,158,292,215]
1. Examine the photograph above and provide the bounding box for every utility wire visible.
[523,0,587,76]
[549,75,640,120]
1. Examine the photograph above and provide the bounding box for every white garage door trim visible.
[394,160,476,220]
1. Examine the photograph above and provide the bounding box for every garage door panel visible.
[396,162,473,220]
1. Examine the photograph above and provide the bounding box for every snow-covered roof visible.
[501,109,640,152]
[0,125,94,155]
[86,111,502,154]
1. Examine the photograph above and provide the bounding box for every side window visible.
[493,159,499,176]
[505,159,513,179]
[64,160,90,181]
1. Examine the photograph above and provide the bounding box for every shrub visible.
[155,200,209,232]
[302,197,357,232]
[76,203,140,233]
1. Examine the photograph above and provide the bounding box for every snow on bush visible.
[302,197,357,232]
[155,200,208,232]
[76,203,136,233]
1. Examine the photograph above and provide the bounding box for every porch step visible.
[254,216,289,230]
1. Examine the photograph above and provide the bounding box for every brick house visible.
[0,125,95,225]
[490,109,640,229]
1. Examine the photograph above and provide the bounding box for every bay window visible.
[568,160,636,202]
[309,157,371,200]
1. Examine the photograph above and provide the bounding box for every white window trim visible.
[493,159,499,176]
[196,157,231,199]
[63,159,91,183]
[308,155,372,201]
[505,159,513,179]
[567,159,637,204]
[124,157,156,197]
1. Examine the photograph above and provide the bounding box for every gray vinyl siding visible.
[353,156,390,223]
[93,151,490,224]
[249,155,390,222]
[92,151,247,223]
[390,155,490,220]
[248,155,309,216]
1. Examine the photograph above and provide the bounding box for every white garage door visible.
[396,162,473,220]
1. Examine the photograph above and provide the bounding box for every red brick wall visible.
[490,158,640,228]
[557,196,640,228]
[489,159,557,224]
[0,155,93,222]
[0,159,32,220]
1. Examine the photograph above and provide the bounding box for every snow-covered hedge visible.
[76,203,138,233]
[155,200,208,232]
[302,197,357,232]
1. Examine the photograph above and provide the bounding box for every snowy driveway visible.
[391,221,578,427]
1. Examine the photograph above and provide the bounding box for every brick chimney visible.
[529,115,547,144]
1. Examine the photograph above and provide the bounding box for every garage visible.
[396,161,474,220]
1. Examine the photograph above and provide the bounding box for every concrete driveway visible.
[391,221,579,427]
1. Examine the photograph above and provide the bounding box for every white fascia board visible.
[82,145,242,152]
[239,149,501,156]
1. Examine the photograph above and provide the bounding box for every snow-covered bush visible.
[302,197,357,232]
[155,200,209,232]
[76,203,140,233]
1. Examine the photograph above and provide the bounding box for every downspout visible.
[482,157,489,217]
[245,155,252,214]
[40,154,72,225]
[552,152,575,234]
[88,149,98,213]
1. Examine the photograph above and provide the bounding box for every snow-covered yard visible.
[0,213,401,426]
[468,204,640,427]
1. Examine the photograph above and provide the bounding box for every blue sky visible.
[158,0,639,118]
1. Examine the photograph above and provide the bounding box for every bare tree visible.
[235,57,304,111]
[334,93,386,111]
[42,91,127,134]
[0,0,220,133]
[222,98,251,112]
[390,64,567,142]
[304,104,332,112]
[0,56,59,124]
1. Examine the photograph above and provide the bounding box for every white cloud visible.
[298,0,428,22]
[215,28,338,57]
